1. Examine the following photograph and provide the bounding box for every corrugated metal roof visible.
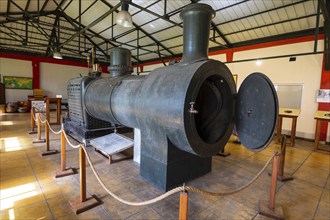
[0,0,326,65]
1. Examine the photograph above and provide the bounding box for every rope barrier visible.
[33,113,277,207]
[81,144,183,206]
[82,143,276,206]
[183,153,276,196]
[46,120,63,135]
[39,114,47,124]
[62,130,81,149]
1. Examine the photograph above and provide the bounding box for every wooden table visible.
[314,111,330,153]
[276,108,301,147]
[45,98,62,125]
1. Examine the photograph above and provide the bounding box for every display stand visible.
[28,107,37,134]
[258,154,284,220]
[55,131,75,177]
[69,147,100,214]
[276,108,300,147]
[32,116,46,143]
[90,133,134,164]
[179,191,188,220]
[45,98,61,125]
[40,121,58,156]
[314,111,330,154]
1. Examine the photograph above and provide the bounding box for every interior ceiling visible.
[0,0,327,66]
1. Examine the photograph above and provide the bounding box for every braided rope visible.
[38,114,47,124]
[62,130,81,149]
[46,120,63,134]
[184,153,276,196]
[31,110,38,122]
[31,111,276,206]
[81,144,183,206]
[82,143,276,206]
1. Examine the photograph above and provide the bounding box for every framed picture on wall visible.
[3,76,33,89]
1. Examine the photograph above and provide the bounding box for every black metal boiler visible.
[82,3,278,191]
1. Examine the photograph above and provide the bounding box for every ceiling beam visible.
[100,0,175,57]
[46,14,60,55]
[0,24,92,50]
[72,0,98,21]
[60,12,112,57]
[211,22,231,47]
[41,0,51,12]
[96,0,161,37]
[54,0,69,11]
[25,0,31,11]
[222,13,317,37]
[9,0,25,13]
[0,27,23,41]
[215,0,308,27]
[60,2,121,47]
[129,1,182,28]
[7,0,11,14]
[319,0,329,22]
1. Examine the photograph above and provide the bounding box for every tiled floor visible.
[0,112,329,219]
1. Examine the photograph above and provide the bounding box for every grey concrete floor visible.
[0,112,329,219]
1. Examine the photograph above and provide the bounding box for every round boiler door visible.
[235,72,278,151]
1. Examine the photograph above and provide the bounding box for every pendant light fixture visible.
[116,0,133,28]
[53,49,63,59]
[53,18,63,59]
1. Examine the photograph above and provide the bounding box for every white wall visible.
[39,63,88,99]
[0,58,33,102]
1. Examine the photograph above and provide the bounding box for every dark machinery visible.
[68,3,278,191]
[63,48,133,142]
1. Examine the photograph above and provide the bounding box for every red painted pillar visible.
[226,49,234,62]
[32,59,40,89]
[318,55,330,141]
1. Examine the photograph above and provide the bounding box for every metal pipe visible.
[108,47,133,77]
[180,3,214,64]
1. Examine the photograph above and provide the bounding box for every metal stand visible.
[28,107,37,134]
[32,116,46,143]
[69,147,100,214]
[258,154,285,220]
[269,135,293,182]
[179,191,188,220]
[40,121,58,156]
[55,131,75,177]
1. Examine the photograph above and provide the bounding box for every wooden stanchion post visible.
[80,147,87,202]
[32,115,46,143]
[61,131,66,171]
[69,147,100,214]
[40,121,58,156]
[269,155,279,209]
[28,107,37,134]
[278,135,293,182]
[268,135,293,182]
[55,131,74,177]
[258,154,284,220]
[179,191,188,220]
